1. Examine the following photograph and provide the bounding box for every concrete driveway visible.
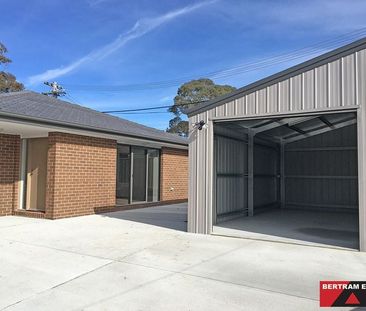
[0,203,365,311]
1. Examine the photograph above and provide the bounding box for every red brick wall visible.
[0,134,20,216]
[160,147,188,201]
[46,132,117,219]
[0,131,187,219]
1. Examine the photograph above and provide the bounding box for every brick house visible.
[0,91,188,219]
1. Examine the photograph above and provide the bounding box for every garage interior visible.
[212,111,359,249]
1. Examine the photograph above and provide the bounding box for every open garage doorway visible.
[212,111,359,250]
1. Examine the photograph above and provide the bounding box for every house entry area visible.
[116,145,160,206]
[212,112,359,249]
[19,138,48,212]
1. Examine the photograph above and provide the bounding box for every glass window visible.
[116,145,160,204]
[116,145,130,204]
[132,147,147,203]
[147,149,160,202]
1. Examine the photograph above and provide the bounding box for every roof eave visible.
[0,111,188,147]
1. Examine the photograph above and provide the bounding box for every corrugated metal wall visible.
[213,135,280,223]
[214,135,247,222]
[212,125,357,222]
[254,143,279,209]
[215,51,363,118]
[285,124,358,211]
[188,49,366,235]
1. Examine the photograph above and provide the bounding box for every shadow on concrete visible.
[214,208,359,249]
[99,203,188,232]
[297,227,359,241]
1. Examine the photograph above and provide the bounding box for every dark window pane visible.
[132,147,146,202]
[116,145,130,204]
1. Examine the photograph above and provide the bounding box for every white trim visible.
[18,139,27,210]
[357,108,366,251]
[0,117,188,150]
[145,151,149,202]
[130,150,134,203]
[247,131,254,217]
[209,105,358,122]
[207,119,214,234]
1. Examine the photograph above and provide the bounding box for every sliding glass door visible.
[131,147,147,203]
[147,149,160,202]
[116,145,131,205]
[116,145,160,205]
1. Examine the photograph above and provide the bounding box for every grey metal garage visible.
[186,38,366,251]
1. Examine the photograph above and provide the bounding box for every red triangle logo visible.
[345,293,360,305]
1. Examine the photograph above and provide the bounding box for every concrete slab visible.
[121,233,249,271]
[0,203,365,310]
[4,262,170,311]
[213,209,359,249]
[0,239,111,309]
[0,216,44,228]
[84,273,319,311]
[186,239,366,300]
[0,213,181,261]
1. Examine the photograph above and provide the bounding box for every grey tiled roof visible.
[0,91,187,145]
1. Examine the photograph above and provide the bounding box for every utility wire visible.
[65,28,366,93]
[102,99,209,113]
[64,94,80,105]
[204,29,366,79]
[102,30,366,114]
[115,111,172,115]
[66,29,366,115]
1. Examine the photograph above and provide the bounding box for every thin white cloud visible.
[261,0,366,32]
[160,95,174,103]
[87,0,109,7]
[28,0,216,85]
[218,0,366,34]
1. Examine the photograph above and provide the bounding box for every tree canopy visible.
[0,42,24,93]
[166,78,236,136]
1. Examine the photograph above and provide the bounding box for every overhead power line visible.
[65,28,366,93]
[101,30,366,115]
[102,104,172,113]
[62,29,366,116]
[115,111,172,115]
[102,99,208,113]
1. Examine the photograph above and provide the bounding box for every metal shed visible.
[186,38,366,251]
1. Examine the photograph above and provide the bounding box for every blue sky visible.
[1,0,366,130]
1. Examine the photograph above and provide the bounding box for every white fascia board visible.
[0,117,188,150]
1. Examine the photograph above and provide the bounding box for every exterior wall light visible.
[193,120,207,130]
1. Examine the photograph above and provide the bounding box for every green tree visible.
[166,78,236,136]
[0,42,24,93]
